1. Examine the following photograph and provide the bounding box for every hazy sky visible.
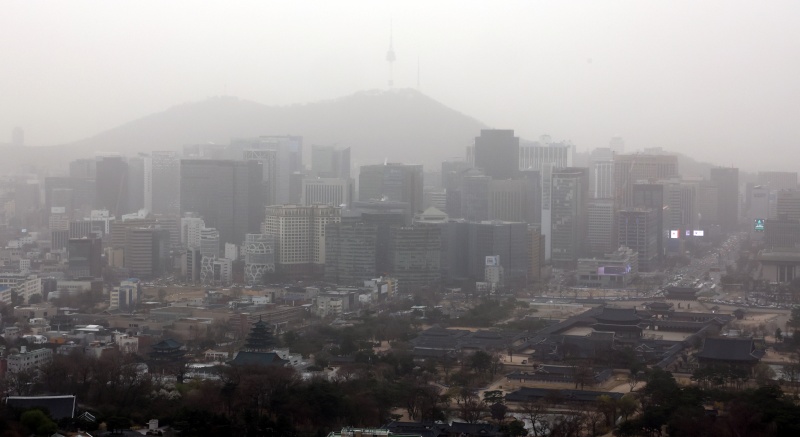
[3,1,800,170]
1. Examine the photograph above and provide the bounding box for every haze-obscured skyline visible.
[3,1,800,170]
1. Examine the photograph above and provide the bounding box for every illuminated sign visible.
[485,255,500,266]
[754,218,765,232]
[670,230,679,239]
[693,230,705,236]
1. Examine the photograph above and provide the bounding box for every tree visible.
[470,350,492,374]
[20,409,57,437]
[27,293,43,304]
[753,362,776,386]
[617,394,638,422]
[450,387,484,423]
[520,400,551,437]
[500,419,528,437]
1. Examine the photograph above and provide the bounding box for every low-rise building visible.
[7,347,53,374]
[576,246,638,288]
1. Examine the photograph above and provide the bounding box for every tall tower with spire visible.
[386,22,396,87]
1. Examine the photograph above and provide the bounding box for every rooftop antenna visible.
[386,20,396,87]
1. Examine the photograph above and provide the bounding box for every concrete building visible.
[95,155,129,217]
[110,279,141,311]
[577,247,638,288]
[0,274,42,304]
[764,217,800,249]
[243,234,276,286]
[488,178,538,223]
[550,167,590,268]
[614,153,679,208]
[777,189,800,222]
[749,185,771,238]
[124,227,170,279]
[7,347,53,374]
[358,163,424,215]
[460,175,491,222]
[633,183,666,262]
[466,221,530,287]
[181,215,205,248]
[325,222,377,286]
[388,226,442,292]
[199,227,220,258]
[311,145,350,179]
[263,205,341,278]
[301,177,353,207]
[67,237,103,279]
[518,138,573,171]
[231,135,303,204]
[200,256,232,285]
[618,208,659,272]
[589,147,615,199]
[757,171,797,192]
[755,248,800,284]
[662,179,697,235]
[710,167,740,233]
[144,151,180,215]
[473,129,520,180]
[180,159,264,246]
[587,199,616,256]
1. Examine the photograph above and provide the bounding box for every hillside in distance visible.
[58,89,486,168]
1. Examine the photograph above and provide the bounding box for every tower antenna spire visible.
[386,20,396,87]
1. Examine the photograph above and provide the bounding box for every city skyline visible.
[3,1,800,171]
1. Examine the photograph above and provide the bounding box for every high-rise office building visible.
[325,222,378,285]
[180,215,205,248]
[124,227,170,279]
[460,175,491,222]
[95,156,130,218]
[618,208,659,272]
[180,159,264,246]
[589,148,615,199]
[777,190,800,222]
[662,180,697,234]
[301,178,353,207]
[388,226,441,292]
[748,185,771,237]
[127,155,145,213]
[488,178,538,223]
[519,138,573,171]
[441,160,473,192]
[199,227,220,258]
[466,221,530,287]
[710,167,739,233]
[587,199,616,256]
[263,205,340,278]
[231,135,303,204]
[614,154,679,207]
[632,183,665,261]
[358,163,424,214]
[145,151,180,215]
[550,168,590,268]
[67,237,103,279]
[13,181,40,227]
[69,158,96,180]
[758,171,798,192]
[311,145,350,179]
[473,129,519,179]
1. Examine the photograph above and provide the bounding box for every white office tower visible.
[301,178,353,207]
[199,227,220,258]
[201,256,232,285]
[181,216,205,248]
[518,136,574,171]
[589,148,615,199]
[244,233,276,286]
